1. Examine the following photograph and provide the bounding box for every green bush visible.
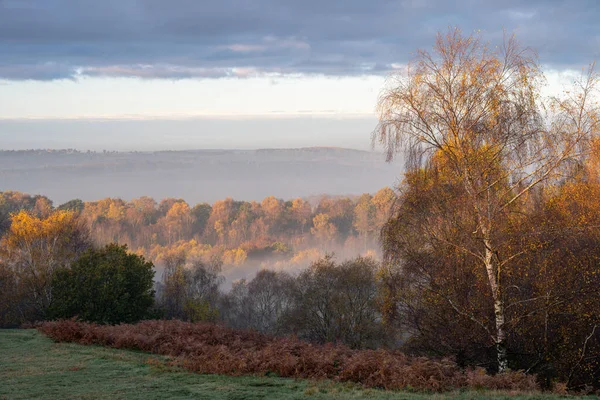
[48,244,155,324]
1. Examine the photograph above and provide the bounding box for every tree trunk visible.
[483,237,509,372]
[494,297,508,372]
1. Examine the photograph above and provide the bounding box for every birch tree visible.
[374,28,599,371]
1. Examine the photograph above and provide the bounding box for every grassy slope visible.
[0,330,588,400]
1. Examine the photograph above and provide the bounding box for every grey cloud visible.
[0,0,598,80]
[0,62,78,81]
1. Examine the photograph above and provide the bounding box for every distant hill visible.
[0,148,402,204]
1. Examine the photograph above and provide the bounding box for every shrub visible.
[48,244,155,324]
[38,319,538,393]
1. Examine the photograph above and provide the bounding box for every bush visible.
[48,244,155,324]
[38,319,538,393]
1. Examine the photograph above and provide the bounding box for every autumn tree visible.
[130,196,158,225]
[514,149,600,389]
[316,197,354,238]
[158,198,186,216]
[246,270,293,334]
[284,255,386,348]
[33,196,53,218]
[82,198,129,245]
[311,213,338,247]
[156,249,224,322]
[371,187,396,229]
[290,198,312,234]
[191,202,212,237]
[162,201,193,244]
[183,258,224,322]
[57,199,85,213]
[206,198,241,245]
[221,270,293,334]
[156,250,188,319]
[220,279,252,329]
[379,166,511,367]
[0,210,91,322]
[375,29,599,371]
[354,194,376,250]
[261,196,285,234]
[0,192,53,234]
[228,202,255,246]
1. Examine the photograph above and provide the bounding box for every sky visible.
[0,0,598,150]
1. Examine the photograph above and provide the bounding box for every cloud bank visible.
[0,0,598,80]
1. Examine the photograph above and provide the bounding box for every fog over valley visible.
[0,117,377,151]
[0,147,401,205]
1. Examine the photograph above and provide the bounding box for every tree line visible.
[0,187,396,271]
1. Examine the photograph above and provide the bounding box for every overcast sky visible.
[0,0,598,149]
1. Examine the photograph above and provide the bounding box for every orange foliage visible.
[38,319,538,393]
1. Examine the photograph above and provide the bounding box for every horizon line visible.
[0,145,384,153]
[0,111,378,122]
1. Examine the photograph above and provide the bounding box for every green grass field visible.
[0,329,593,400]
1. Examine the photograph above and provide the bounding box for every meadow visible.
[1,329,591,400]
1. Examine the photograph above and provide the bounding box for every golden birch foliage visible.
[311,213,337,243]
[375,27,598,373]
[0,209,90,317]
